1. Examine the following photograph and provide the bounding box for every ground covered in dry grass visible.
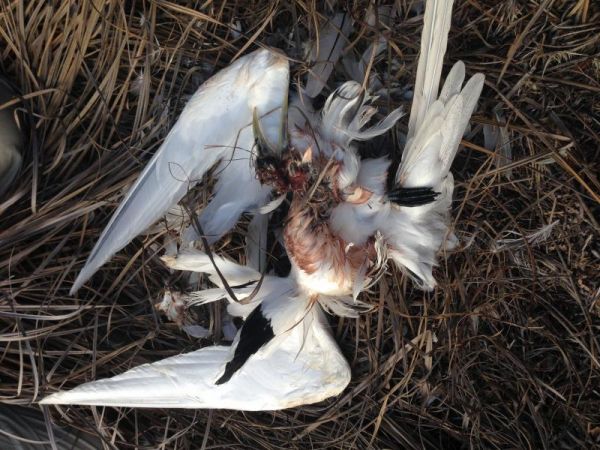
[0,1,599,448]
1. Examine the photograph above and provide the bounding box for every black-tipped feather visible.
[216,304,274,385]
[388,186,440,207]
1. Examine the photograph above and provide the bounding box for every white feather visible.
[356,157,391,195]
[318,295,373,318]
[162,249,260,287]
[352,260,368,302]
[407,0,454,140]
[184,287,252,306]
[258,193,286,214]
[71,49,289,294]
[40,295,349,410]
[398,67,484,190]
[483,110,512,176]
[246,211,269,272]
[319,81,403,149]
[384,0,485,289]
[305,13,353,98]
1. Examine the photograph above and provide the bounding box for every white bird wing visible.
[71,49,289,294]
[39,306,350,410]
[384,0,484,289]
[397,61,484,189]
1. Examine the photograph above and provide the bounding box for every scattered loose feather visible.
[305,12,353,98]
[483,110,512,177]
[493,220,560,252]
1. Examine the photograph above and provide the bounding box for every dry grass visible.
[0,0,599,448]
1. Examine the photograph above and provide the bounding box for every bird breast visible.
[256,130,381,296]
[284,192,376,297]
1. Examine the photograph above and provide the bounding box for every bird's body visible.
[42,0,485,410]
[255,132,379,298]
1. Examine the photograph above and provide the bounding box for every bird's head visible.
[255,146,313,196]
[253,105,317,196]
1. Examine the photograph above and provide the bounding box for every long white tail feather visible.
[70,49,289,294]
[407,0,454,140]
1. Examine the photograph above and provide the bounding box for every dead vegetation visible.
[0,0,599,448]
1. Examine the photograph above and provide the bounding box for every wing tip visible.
[38,394,61,405]
[69,257,103,295]
[471,72,486,89]
[39,391,91,406]
[69,270,89,295]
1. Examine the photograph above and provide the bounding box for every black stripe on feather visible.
[388,186,440,207]
[215,304,274,385]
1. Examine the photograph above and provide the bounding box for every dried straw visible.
[0,1,598,448]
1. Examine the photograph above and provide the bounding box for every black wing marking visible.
[388,186,440,207]
[215,304,274,385]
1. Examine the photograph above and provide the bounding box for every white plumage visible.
[70,49,289,294]
[44,0,485,410]
[39,330,348,410]
[304,12,353,98]
[42,254,350,409]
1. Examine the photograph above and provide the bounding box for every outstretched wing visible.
[383,0,484,289]
[46,250,350,409]
[40,298,350,410]
[71,49,289,294]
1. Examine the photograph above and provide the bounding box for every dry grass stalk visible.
[0,1,598,448]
